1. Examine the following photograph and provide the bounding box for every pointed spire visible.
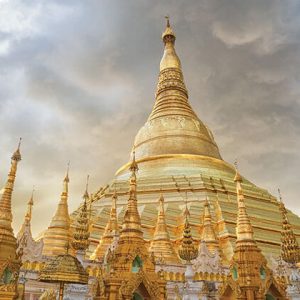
[42,164,71,256]
[234,164,254,242]
[201,197,218,253]
[72,175,90,253]
[25,186,35,223]
[278,189,300,264]
[17,187,35,239]
[120,153,142,238]
[91,190,119,260]
[0,139,22,262]
[162,16,176,46]
[149,194,179,264]
[132,18,221,161]
[178,198,198,262]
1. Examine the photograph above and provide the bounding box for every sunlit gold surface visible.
[72,184,90,252]
[0,142,22,300]
[99,158,166,299]
[91,192,119,260]
[149,194,179,264]
[42,169,71,256]
[220,174,287,299]
[201,199,218,253]
[81,19,300,275]
[278,193,300,264]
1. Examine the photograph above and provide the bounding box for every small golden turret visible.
[278,189,300,264]
[234,168,254,243]
[72,175,90,253]
[149,194,179,264]
[178,201,198,262]
[100,151,166,299]
[0,139,22,300]
[120,151,143,239]
[0,139,22,263]
[91,190,119,260]
[201,198,218,253]
[42,164,71,256]
[220,166,287,299]
[17,187,34,239]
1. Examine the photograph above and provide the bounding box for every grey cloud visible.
[0,0,299,236]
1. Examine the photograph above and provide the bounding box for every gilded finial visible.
[165,15,170,27]
[183,192,190,218]
[162,15,175,43]
[64,161,70,182]
[25,186,35,222]
[278,188,282,201]
[234,160,242,182]
[277,190,300,264]
[12,137,22,161]
[129,150,139,173]
[83,175,90,201]
[178,197,198,262]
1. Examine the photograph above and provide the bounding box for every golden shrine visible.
[0,18,299,300]
[87,18,300,265]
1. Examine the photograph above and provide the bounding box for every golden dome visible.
[133,19,221,162]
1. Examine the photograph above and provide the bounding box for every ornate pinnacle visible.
[234,164,254,242]
[162,16,176,43]
[178,200,198,262]
[121,153,142,238]
[12,137,22,161]
[0,139,22,263]
[83,175,90,202]
[278,189,300,264]
[72,177,90,252]
[129,150,138,174]
[25,186,35,223]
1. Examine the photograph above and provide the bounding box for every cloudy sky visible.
[1,0,300,236]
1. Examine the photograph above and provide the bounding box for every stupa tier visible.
[73,20,300,263]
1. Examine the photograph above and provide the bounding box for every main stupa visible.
[86,19,300,263]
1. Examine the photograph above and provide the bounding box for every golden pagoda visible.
[0,139,22,300]
[17,188,34,240]
[149,194,179,264]
[219,167,286,300]
[91,190,119,261]
[86,18,300,265]
[99,153,166,299]
[42,165,72,256]
[72,176,90,255]
[278,189,300,265]
[201,198,219,253]
[178,203,198,263]
[17,188,43,263]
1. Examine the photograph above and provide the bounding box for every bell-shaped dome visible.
[133,20,221,161]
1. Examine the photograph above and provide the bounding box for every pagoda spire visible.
[120,151,143,239]
[132,18,221,161]
[72,175,90,254]
[17,187,35,239]
[201,198,218,253]
[178,200,198,262]
[42,163,71,256]
[91,189,119,260]
[149,194,179,264]
[0,139,22,262]
[278,189,300,264]
[150,17,194,121]
[220,166,287,299]
[234,166,254,243]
